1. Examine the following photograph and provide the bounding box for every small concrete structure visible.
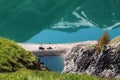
[18,41,97,57]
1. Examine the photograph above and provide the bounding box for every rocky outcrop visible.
[62,42,120,78]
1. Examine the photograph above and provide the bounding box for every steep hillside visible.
[0,37,47,72]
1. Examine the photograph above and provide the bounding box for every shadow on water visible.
[39,56,64,72]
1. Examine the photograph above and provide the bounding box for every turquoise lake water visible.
[27,27,120,44]
[40,56,64,72]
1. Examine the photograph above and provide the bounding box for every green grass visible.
[0,69,113,80]
[110,35,120,44]
[0,37,46,72]
[88,35,120,48]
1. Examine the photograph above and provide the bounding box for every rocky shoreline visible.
[18,41,120,79]
[62,42,120,79]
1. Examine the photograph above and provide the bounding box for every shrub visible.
[96,31,110,51]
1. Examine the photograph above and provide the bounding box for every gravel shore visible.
[18,41,97,57]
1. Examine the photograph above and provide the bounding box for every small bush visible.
[96,31,110,51]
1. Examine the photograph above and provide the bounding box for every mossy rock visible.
[0,37,47,72]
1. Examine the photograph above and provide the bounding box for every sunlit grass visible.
[0,69,115,80]
[0,36,47,73]
[110,35,120,44]
[0,37,38,72]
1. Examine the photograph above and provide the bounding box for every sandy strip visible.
[18,41,97,57]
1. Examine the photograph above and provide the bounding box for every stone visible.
[39,47,45,50]
[62,42,120,78]
[47,47,53,49]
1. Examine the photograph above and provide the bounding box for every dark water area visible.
[39,56,64,72]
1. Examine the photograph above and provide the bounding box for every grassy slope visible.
[0,69,109,80]
[88,35,120,48]
[0,37,46,72]
[110,35,120,44]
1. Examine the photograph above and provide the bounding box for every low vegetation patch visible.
[0,69,110,80]
[88,35,120,49]
[110,36,120,44]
